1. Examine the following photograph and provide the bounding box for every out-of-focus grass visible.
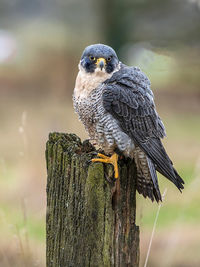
[1,203,44,242]
[140,200,200,228]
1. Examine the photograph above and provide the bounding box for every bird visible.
[73,43,184,202]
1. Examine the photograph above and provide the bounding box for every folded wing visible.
[103,65,184,198]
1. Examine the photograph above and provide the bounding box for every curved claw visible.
[92,153,119,179]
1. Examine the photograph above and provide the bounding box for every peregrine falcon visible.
[73,43,184,202]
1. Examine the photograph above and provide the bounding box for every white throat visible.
[74,63,120,99]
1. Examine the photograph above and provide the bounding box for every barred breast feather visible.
[73,84,135,156]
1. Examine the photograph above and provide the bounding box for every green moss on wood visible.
[46,132,139,267]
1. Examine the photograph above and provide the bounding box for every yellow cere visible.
[96,57,106,65]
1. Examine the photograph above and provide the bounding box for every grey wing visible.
[103,65,184,195]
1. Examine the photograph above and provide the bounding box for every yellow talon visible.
[96,153,109,159]
[92,152,119,179]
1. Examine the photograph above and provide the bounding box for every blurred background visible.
[0,0,200,266]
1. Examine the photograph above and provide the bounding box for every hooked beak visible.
[96,58,106,70]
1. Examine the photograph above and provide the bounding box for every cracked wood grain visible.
[46,132,139,267]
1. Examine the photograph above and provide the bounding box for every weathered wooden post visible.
[46,132,140,267]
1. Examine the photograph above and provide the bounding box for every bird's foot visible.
[92,153,119,179]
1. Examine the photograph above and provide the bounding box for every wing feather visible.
[103,64,184,192]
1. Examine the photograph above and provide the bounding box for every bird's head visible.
[80,44,119,74]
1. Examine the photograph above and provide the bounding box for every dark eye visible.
[107,56,112,61]
[89,56,95,61]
